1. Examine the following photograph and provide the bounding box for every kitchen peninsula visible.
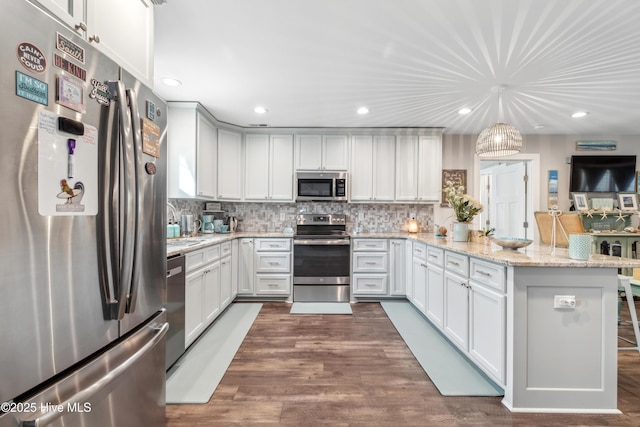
[168,232,640,414]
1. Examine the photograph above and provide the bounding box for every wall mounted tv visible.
[569,155,636,193]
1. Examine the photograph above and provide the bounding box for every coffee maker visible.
[201,214,215,234]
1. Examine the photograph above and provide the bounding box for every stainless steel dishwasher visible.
[166,254,185,370]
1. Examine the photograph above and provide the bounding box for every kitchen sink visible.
[166,238,207,247]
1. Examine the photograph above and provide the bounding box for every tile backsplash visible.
[169,199,434,234]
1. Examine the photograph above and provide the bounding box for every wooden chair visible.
[533,211,585,247]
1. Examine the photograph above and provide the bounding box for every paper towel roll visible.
[569,233,592,260]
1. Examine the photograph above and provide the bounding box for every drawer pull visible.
[429,254,439,259]
[476,269,492,277]
[268,261,281,266]
[365,261,378,265]
[267,283,279,287]
[365,283,377,287]
[269,244,280,247]
[448,260,460,266]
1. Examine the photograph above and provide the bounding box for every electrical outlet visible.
[554,295,576,309]
[410,212,417,219]
[280,212,286,221]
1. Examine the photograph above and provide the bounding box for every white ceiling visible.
[153,0,640,135]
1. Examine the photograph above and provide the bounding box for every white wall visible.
[440,134,640,221]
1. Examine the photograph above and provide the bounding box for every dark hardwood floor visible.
[166,300,640,426]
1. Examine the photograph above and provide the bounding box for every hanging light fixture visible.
[475,85,523,158]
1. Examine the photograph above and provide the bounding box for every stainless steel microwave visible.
[295,171,348,202]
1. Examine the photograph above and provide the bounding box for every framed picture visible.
[441,169,466,207]
[572,192,589,211]
[618,193,638,210]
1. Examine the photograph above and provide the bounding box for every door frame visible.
[473,153,541,240]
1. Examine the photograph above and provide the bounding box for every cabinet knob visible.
[89,34,101,44]
[75,22,87,32]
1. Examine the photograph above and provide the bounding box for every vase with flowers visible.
[444,179,484,242]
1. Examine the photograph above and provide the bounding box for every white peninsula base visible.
[504,266,620,413]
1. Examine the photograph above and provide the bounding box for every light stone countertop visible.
[351,232,640,268]
[167,231,640,268]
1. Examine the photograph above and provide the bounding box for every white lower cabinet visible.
[411,242,427,312]
[389,240,405,295]
[184,241,236,348]
[443,270,469,351]
[351,238,406,298]
[238,238,292,298]
[406,246,506,387]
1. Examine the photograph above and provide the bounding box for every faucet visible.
[167,202,179,223]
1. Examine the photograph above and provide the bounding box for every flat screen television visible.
[569,155,636,193]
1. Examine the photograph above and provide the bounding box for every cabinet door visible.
[89,0,154,86]
[35,0,85,32]
[185,270,205,347]
[373,135,396,201]
[220,256,233,309]
[444,271,469,351]
[244,134,270,200]
[296,135,322,170]
[217,129,243,200]
[469,281,506,385]
[412,257,427,313]
[269,134,294,200]
[426,264,444,328]
[203,262,221,324]
[417,136,442,201]
[405,240,414,300]
[322,135,349,170]
[389,240,405,295]
[167,106,197,198]
[350,135,374,201]
[231,240,239,298]
[196,113,217,199]
[395,135,419,201]
[238,239,254,294]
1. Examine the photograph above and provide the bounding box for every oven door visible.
[293,238,350,282]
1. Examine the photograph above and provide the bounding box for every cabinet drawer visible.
[255,253,291,273]
[204,245,221,263]
[352,239,387,251]
[470,258,506,292]
[255,238,291,251]
[352,252,387,272]
[220,241,232,257]
[185,248,206,271]
[413,242,427,262]
[426,246,444,267]
[256,274,291,295]
[445,251,468,276]
[353,274,388,294]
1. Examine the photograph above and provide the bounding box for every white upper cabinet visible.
[296,135,348,170]
[34,0,154,87]
[196,114,217,199]
[350,135,395,201]
[217,129,243,200]
[244,134,294,201]
[395,135,442,202]
[89,0,154,86]
[167,103,217,200]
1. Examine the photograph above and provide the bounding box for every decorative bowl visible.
[491,237,533,250]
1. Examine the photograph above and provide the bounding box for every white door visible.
[481,161,529,239]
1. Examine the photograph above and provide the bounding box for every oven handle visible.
[294,239,351,246]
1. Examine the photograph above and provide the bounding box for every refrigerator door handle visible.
[107,80,136,321]
[18,322,169,427]
[124,87,142,315]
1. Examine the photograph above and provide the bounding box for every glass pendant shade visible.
[475,122,523,158]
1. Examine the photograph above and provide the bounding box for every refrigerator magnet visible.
[57,75,85,113]
[142,118,161,158]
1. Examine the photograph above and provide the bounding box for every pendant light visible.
[475,85,522,158]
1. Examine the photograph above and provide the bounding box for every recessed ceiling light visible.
[571,111,589,118]
[161,77,182,87]
[458,107,472,115]
[254,106,268,114]
[533,124,545,129]
[357,107,369,115]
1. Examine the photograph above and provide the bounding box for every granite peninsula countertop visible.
[352,232,640,268]
[167,231,640,268]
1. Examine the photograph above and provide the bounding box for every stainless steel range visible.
[293,214,351,302]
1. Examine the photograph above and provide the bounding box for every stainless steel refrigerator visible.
[1,1,168,426]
